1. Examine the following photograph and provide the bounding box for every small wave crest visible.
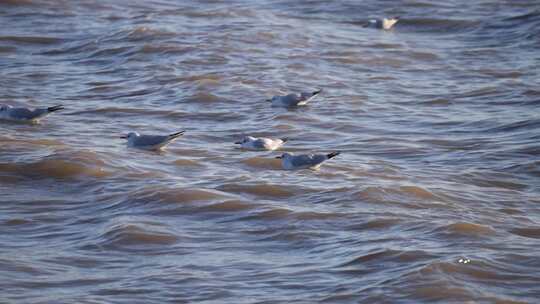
[339,248,436,268]
[432,222,496,237]
[96,221,178,250]
[127,186,233,205]
[217,183,302,198]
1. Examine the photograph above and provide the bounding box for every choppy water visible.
[1,0,540,303]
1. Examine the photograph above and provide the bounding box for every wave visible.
[432,222,496,237]
[355,185,444,206]
[509,227,540,239]
[126,186,233,205]
[0,149,110,180]
[241,156,283,170]
[196,200,254,213]
[339,248,437,268]
[399,17,481,33]
[99,26,177,43]
[96,221,178,250]
[218,183,297,198]
[348,218,403,230]
[0,35,62,45]
[485,118,540,134]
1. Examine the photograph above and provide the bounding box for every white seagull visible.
[121,131,185,150]
[267,89,322,108]
[235,136,288,151]
[276,151,340,170]
[0,104,64,123]
[365,17,400,30]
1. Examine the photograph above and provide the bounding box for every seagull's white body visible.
[367,17,399,30]
[0,105,64,123]
[123,131,184,151]
[277,152,340,170]
[235,136,287,151]
[269,89,322,108]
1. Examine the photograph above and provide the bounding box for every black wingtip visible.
[47,105,64,112]
[281,137,289,143]
[169,131,185,138]
[312,89,322,96]
[327,151,341,159]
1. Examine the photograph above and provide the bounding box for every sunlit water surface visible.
[1,0,539,302]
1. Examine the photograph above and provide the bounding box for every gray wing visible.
[135,135,170,146]
[291,154,326,167]
[299,92,315,100]
[252,139,267,149]
[8,108,39,119]
[311,154,328,164]
[282,94,303,106]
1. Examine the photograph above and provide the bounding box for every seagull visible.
[276,151,340,170]
[0,104,64,123]
[121,131,185,150]
[364,17,400,30]
[267,89,322,108]
[235,136,288,151]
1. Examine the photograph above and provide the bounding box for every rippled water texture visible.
[1,0,539,302]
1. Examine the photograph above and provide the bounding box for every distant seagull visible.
[121,131,185,150]
[235,136,288,151]
[364,17,400,30]
[276,151,340,170]
[0,104,64,123]
[267,89,322,108]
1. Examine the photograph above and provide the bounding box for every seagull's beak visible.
[234,141,242,144]
[120,135,127,139]
[266,99,271,102]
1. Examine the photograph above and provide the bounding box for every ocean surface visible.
[1,0,539,303]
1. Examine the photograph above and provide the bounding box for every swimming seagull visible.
[267,89,322,107]
[0,104,64,123]
[364,17,400,30]
[235,136,288,151]
[121,131,185,150]
[276,151,340,170]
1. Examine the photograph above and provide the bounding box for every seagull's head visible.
[275,152,292,159]
[121,132,139,140]
[235,136,256,145]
